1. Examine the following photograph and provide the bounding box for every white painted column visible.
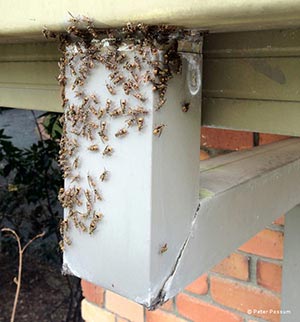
[61,35,203,307]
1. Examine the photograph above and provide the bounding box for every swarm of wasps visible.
[46,15,190,251]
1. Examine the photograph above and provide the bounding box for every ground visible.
[0,253,81,322]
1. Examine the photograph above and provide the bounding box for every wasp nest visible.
[44,16,194,251]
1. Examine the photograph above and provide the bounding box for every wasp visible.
[89,212,104,234]
[143,71,153,83]
[72,214,80,229]
[137,118,144,131]
[115,128,128,138]
[90,106,98,116]
[182,102,190,113]
[156,98,166,110]
[88,122,99,129]
[100,169,109,182]
[59,240,65,252]
[98,108,106,119]
[80,211,89,220]
[113,74,124,85]
[106,99,112,112]
[70,174,80,183]
[82,96,90,107]
[120,100,127,113]
[73,157,79,169]
[129,107,148,116]
[106,84,116,95]
[125,118,135,127]
[90,94,99,104]
[79,221,87,232]
[61,98,69,108]
[87,25,98,39]
[109,71,119,80]
[110,108,123,117]
[159,243,168,254]
[86,202,92,214]
[123,82,132,95]
[88,144,99,151]
[89,221,97,235]
[116,53,127,63]
[84,189,92,203]
[59,219,69,235]
[98,121,108,142]
[130,71,139,82]
[94,189,103,201]
[67,11,80,24]
[57,73,67,86]
[133,93,146,102]
[134,55,142,70]
[87,174,96,188]
[64,235,72,246]
[42,27,57,39]
[153,124,166,137]
[103,145,113,156]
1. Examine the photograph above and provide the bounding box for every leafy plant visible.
[0,111,83,321]
[0,113,63,260]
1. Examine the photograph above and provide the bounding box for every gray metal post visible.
[281,205,300,321]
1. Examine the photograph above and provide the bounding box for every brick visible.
[239,229,284,259]
[81,280,104,307]
[257,260,282,293]
[185,274,208,295]
[210,276,281,322]
[146,309,187,322]
[177,293,243,322]
[161,299,174,311]
[105,291,144,322]
[273,215,285,226]
[259,133,290,145]
[201,128,253,151]
[82,299,115,322]
[212,253,249,281]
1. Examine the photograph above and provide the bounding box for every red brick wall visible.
[81,128,287,322]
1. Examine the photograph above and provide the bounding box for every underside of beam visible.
[2,0,300,42]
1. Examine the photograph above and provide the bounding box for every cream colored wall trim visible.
[2,0,300,42]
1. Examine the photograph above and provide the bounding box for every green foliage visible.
[0,113,63,262]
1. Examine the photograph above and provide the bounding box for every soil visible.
[0,253,82,322]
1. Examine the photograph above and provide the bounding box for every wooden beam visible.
[165,138,300,301]
[0,61,60,111]
[202,98,300,136]
[203,57,300,101]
